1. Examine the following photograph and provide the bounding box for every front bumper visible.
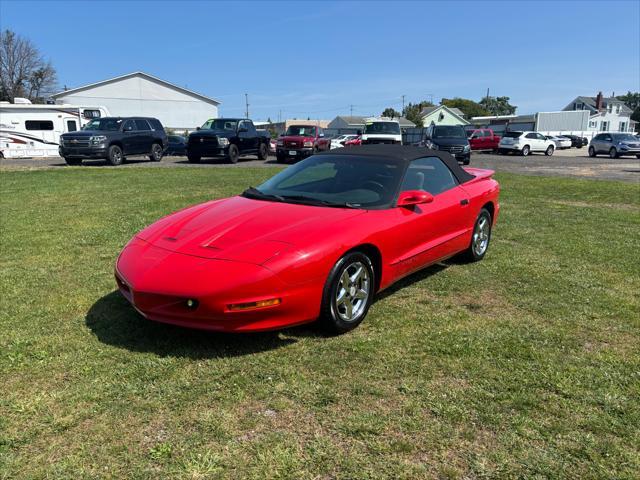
[59,145,108,158]
[115,240,322,332]
[276,147,314,159]
[187,144,228,157]
[619,147,640,155]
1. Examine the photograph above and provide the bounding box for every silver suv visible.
[588,133,640,159]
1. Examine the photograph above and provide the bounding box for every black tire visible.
[149,142,163,162]
[227,144,239,163]
[108,145,124,166]
[187,152,201,163]
[463,158,470,165]
[521,145,530,156]
[64,157,82,166]
[276,153,285,163]
[636,154,640,159]
[460,208,492,262]
[609,147,618,159]
[320,251,375,334]
[545,145,554,156]
[588,146,596,157]
[257,142,268,160]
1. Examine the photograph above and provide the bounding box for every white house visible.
[51,71,220,131]
[420,105,469,126]
[563,92,635,133]
[327,115,415,135]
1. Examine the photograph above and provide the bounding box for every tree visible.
[381,107,401,119]
[402,101,434,128]
[617,91,640,131]
[0,30,57,103]
[478,96,516,116]
[440,97,490,118]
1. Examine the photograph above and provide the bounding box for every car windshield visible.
[364,122,401,134]
[244,154,406,209]
[504,131,523,138]
[201,119,238,131]
[613,134,638,141]
[82,118,123,131]
[432,126,466,139]
[285,126,316,136]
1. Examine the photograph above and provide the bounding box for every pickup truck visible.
[468,128,502,152]
[276,124,330,162]
[187,118,270,163]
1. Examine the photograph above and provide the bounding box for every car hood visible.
[61,130,96,138]
[136,196,365,264]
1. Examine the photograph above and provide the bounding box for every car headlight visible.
[277,140,284,146]
[463,144,470,152]
[90,135,107,144]
[303,141,313,147]
[217,137,229,146]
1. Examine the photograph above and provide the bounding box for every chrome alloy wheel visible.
[472,216,490,257]
[335,261,370,322]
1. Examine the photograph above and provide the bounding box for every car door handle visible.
[460,199,469,205]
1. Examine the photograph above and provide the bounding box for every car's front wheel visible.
[588,146,596,157]
[108,145,124,166]
[257,142,268,160]
[609,147,619,159]
[461,208,492,262]
[545,145,554,156]
[227,144,240,163]
[321,251,375,334]
[149,143,163,162]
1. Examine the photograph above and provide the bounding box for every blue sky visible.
[1,0,638,121]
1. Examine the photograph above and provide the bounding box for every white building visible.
[563,92,635,133]
[419,105,469,126]
[51,71,220,131]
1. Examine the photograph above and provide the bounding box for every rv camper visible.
[0,99,110,158]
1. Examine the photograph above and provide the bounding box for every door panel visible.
[121,120,137,154]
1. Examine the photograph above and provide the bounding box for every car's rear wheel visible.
[545,145,554,156]
[64,157,82,166]
[521,145,530,156]
[321,251,375,334]
[149,142,163,162]
[609,147,619,159]
[108,145,124,166]
[257,142,268,160]
[460,208,492,262]
[227,144,239,163]
[588,146,596,157]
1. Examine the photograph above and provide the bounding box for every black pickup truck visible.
[187,118,270,163]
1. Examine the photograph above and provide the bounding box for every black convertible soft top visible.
[320,145,475,184]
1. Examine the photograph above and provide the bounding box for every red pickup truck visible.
[276,124,330,162]
[468,128,502,151]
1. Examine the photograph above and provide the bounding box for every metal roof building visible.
[51,71,220,131]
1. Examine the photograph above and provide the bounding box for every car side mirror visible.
[196,126,201,130]
[397,190,434,208]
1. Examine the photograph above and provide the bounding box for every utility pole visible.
[401,95,405,114]
[350,104,354,117]
[245,93,249,118]
[485,88,490,101]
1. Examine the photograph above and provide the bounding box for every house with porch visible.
[563,92,635,133]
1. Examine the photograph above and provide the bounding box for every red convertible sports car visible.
[115,145,500,334]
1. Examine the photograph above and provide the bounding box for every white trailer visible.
[0,100,110,158]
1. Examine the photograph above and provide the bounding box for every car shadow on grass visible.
[85,290,318,359]
[374,262,450,302]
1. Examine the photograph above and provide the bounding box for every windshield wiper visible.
[241,187,285,202]
[279,194,358,209]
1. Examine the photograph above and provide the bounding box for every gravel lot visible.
[2,150,639,182]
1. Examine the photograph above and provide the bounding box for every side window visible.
[135,119,151,131]
[525,133,537,139]
[122,120,136,132]
[148,118,163,131]
[83,109,101,119]
[25,120,54,130]
[66,120,77,132]
[238,120,247,132]
[246,121,257,135]
[537,133,546,140]
[401,157,458,196]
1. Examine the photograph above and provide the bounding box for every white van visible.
[361,117,402,145]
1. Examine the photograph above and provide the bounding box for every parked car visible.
[468,128,502,152]
[561,134,588,148]
[330,134,358,149]
[588,133,640,158]
[498,131,555,156]
[115,145,500,334]
[187,118,270,163]
[344,135,361,147]
[545,135,572,149]
[361,118,402,145]
[276,124,330,162]
[269,138,277,154]
[59,117,167,166]
[417,124,471,164]
[165,135,187,156]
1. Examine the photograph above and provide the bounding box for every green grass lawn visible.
[1,166,639,479]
